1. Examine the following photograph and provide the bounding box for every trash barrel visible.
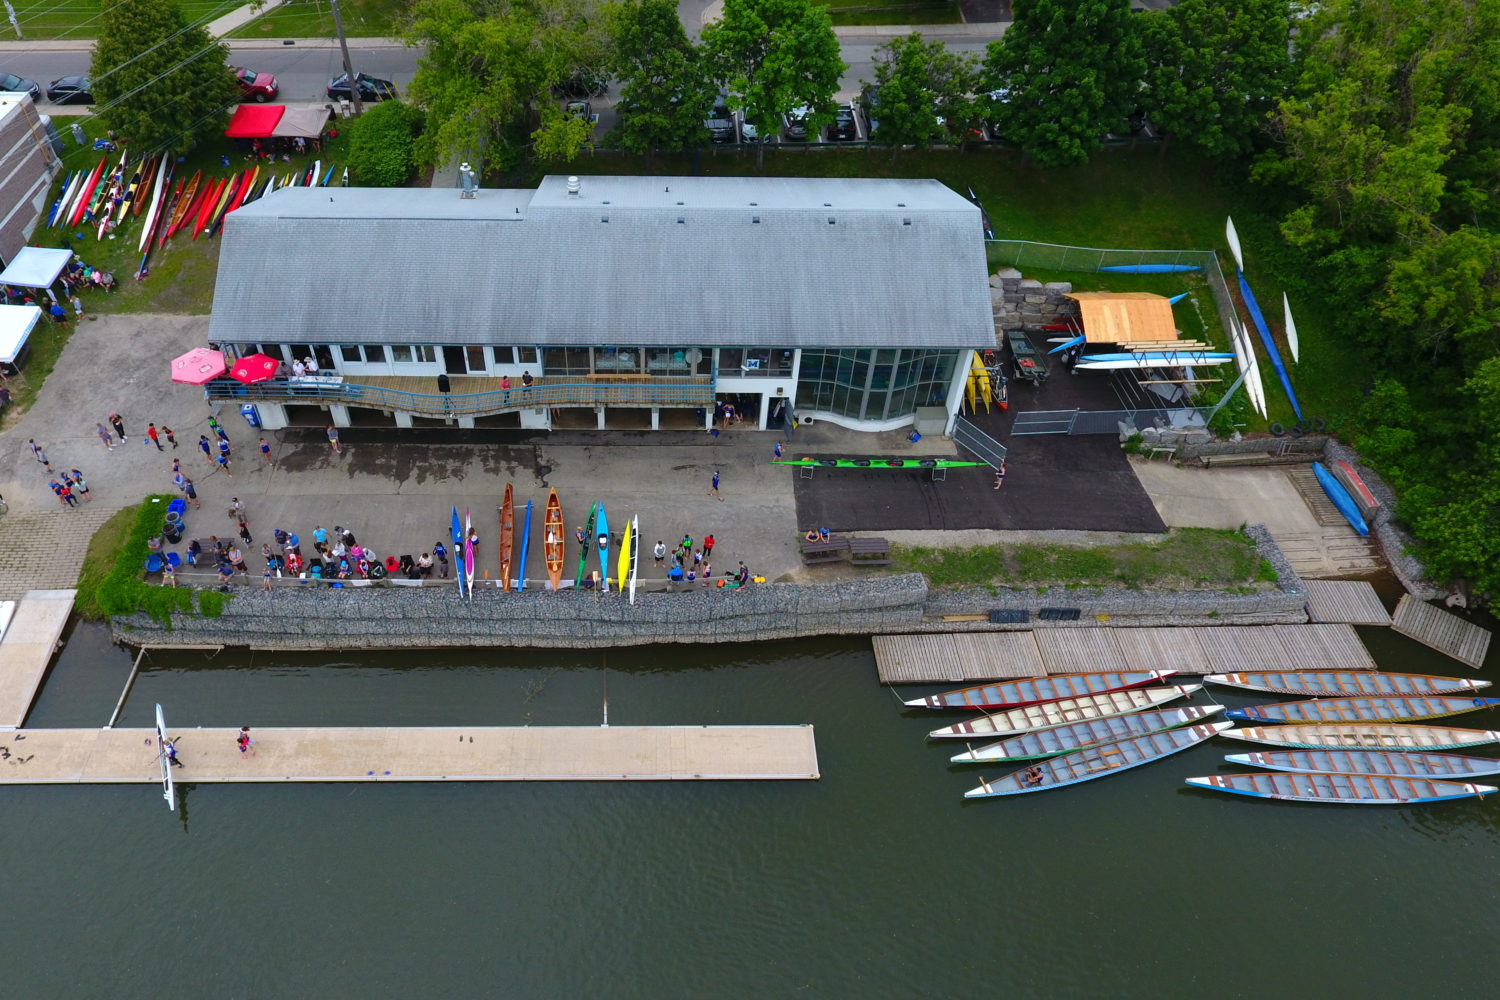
[240,403,261,429]
[163,522,183,544]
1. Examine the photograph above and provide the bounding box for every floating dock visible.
[0,725,820,784]
[1303,580,1391,625]
[0,590,74,730]
[1391,595,1492,670]
[872,624,1376,684]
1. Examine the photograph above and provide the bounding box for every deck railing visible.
[202,376,718,416]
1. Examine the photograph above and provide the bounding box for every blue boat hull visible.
[1098,264,1201,274]
[1237,270,1303,421]
[1313,462,1369,536]
[451,507,466,597]
[517,500,532,590]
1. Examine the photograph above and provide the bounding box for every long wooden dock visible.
[0,725,820,783]
[1391,595,1492,670]
[872,624,1376,684]
[0,590,74,730]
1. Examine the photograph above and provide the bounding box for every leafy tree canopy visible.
[91,0,238,154]
[982,0,1145,167]
[869,34,979,164]
[702,0,845,166]
[1139,0,1292,159]
[605,0,715,156]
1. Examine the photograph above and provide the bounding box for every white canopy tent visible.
[0,246,73,298]
[0,303,42,366]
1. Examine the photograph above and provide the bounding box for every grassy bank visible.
[826,1,962,26]
[74,496,227,623]
[227,0,409,38]
[894,527,1278,590]
[12,0,239,40]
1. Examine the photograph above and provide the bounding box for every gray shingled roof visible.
[208,176,994,349]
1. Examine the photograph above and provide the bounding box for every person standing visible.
[433,541,449,579]
[182,477,201,509]
[703,534,715,560]
[216,452,234,478]
[237,520,253,546]
[109,413,127,441]
[326,424,341,454]
[48,301,67,325]
[259,437,273,465]
[162,426,177,449]
[217,437,231,461]
[521,371,533,391]
[29,439,52,471]
[653,540,666,567]
[709,470,722,501]
[147,423,162,450]
[313,525,329,556]
[500,374,511,404]
[163,737,182,768]
[96,423,114,451]
[237,726,254,756]
[262,564,273,591]
[58,481,78,507]
[208,416,229,442]
[70,470,90,502]
[198,435,214,465]
[227,497,245,521]
[773,440,784,460]
[993,460,1006,490]
[70,293,85,321]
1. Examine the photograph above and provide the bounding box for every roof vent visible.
[676,201,684,206]
[897,202,906,207]
[677,217,685,224]
[752,216,760,224]
[749,201,758,206]
[828,217,836,224]
[903,218,912,226]
[601,217,609,223]
[566,176,581,196]
[823,202,831,207]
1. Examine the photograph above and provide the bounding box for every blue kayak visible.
[516,500,532,591]
[451,507,466,596]
[1098,264,1201,274]
[1313,462,1368,536]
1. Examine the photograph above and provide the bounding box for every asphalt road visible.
[7,34,995,115]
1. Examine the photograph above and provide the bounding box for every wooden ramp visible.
[0,726,820,784]
[1391,596,1492,670]
[1287,467,1347,527]
[1303,580,1391,625]
[874,625,1375,683]
[0,590,74,730]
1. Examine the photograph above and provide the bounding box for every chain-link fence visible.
[988,240,1217,275]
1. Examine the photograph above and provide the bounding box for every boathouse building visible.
[205,174,994,433]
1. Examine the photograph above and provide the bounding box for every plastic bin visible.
[240,403,261,428]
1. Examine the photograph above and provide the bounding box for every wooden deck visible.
[0,725,820,784]
[0,591,74,730]
[873,624,1375,684]
[1391,595,1492,670]
[1287,467,1348,527]
[1303,580,1392,625]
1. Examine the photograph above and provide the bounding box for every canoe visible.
[1206,671,1488,698]
[451,507,465,599]
[1332,459,1380,517]
[1313,462,1369,536]
[69,157,107,226]
[463,508,475,597]
[1228,314,1267,418]
[616,513,632,594]
[207,170,246,236]
[772,457,984,470]
[516,500,532,591]
[1047,334,1085,355]
[950,704,1226,762]
[1075,353,1235,371]
[114,160,142,224]
[1079,352,1236,364]
[1185,771,1494,806]
[906,670,1179,711]
[595,503,609,592]
[131,155,155,218]
[928,684,1205,739]
[47,170,78,227]
[166,170,201,236]
[498,484,514,592]
[575,502,597,587]
[137,157,168,253]
[225,165,259,216]
[1225,216,1244,270]
[544,489,564,591]
[1224,695,1500,725]
[1221,724,1500,752]
[964,723,1232,798]
[57,167,87,227]
[191,177,224,240]
[1097,264,1201,274]
[1224,749,1500,779]
[628,514,640,603]
[1237,269,1304,421]
[1283,292,1299,364]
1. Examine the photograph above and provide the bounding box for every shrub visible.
[348,100,420,187]
[77,495,229,626]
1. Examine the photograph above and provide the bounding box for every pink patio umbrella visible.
[170,347,227,385]
[229,352,282,384]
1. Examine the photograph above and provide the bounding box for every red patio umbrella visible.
[169,347,227,385]
[230,353,282,384]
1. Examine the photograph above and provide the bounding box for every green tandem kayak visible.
[772,457,984,470]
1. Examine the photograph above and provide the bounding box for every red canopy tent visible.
[226,104,286,139]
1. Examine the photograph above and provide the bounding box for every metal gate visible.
[1011,407,1213,436]
[1011,409,1079,435]
[951,416,1007,467]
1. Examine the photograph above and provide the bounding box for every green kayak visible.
[772,457,984,470]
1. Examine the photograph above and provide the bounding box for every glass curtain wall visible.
[797,349,957,421]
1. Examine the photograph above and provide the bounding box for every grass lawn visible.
[39,116,352,316]
[12,0,239,40]
[894,527,1277,590]
[74,504,138,619]
[0,323,73,431]
[826,1,963,26]
[227,0,410,38]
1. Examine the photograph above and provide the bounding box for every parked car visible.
[47,75,93,105]
[705,95,736,143]
[829,104,858,141]
[565,99,593,122]
[0,71,42,104]
[782,104,812,141]
[233,67,278,103]
[739,115,763,145]
[327,73,397,102]
[859,86,881,140]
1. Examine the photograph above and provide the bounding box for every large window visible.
[542,346,592,376]
[796,349,957,421]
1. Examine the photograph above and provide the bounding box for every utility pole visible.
[330,0,363,116]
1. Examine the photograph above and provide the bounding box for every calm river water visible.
[11,616,1500,997]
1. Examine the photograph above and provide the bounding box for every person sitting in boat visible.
[575,526,586,546]
[597,533,608,550]
[1024,766,1045,786]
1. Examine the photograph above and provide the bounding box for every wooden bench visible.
[800,537,849,565]
[847,537,892,566]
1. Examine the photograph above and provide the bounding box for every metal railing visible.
[987,240,1216,274]
[1012,407,1214,436]
[951,416,1007,467]
[203,377,718,417]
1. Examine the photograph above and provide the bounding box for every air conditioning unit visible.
[799,415,815,426]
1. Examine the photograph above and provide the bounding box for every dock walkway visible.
[873,624,1375,684]
[0,725,820,783]
[0,591,74,729]
[1391,596,1492,670]
[1303,580,1391,625]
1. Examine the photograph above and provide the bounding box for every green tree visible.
[702,0,845,167]
[1139,0,1291,159]
[404,0,611,170]
[605,0,714,157]
[1381,227,1500,363]
[91,0,238,154]
[982,0,1145,167]
[348,100,421,185]
[868,34,979,165]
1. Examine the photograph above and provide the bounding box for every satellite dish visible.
[686,348,703,366]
